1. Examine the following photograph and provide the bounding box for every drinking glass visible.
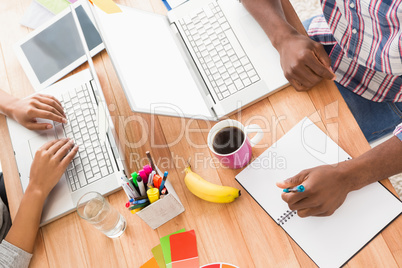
[77,192,126,238]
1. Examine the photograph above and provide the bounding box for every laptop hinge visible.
[206,94,218,119]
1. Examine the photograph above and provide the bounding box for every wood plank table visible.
[0,0,401,267]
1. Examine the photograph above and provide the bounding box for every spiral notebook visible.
[235,118,402,268]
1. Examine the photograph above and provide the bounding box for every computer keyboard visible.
[178,2,260,101]
[56,81,113,192]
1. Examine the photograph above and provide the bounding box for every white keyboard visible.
[56,81,113,192]
[179,2,260,100]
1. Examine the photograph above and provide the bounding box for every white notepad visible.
[235,117,402,268]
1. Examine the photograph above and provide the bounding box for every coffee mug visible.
[207,119,264,169]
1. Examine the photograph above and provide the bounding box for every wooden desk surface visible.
[0,0,401,267]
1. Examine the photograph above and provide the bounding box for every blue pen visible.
[130,199,148,205]
[161,0,171,11]
[283,185,305,193]
[159,171,168,193]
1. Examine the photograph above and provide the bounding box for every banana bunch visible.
[184,165,241,203]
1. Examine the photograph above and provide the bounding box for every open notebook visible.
[235,117,402,268]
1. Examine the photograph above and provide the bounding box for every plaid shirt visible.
[307,0,402,102]
[306,0,402,140]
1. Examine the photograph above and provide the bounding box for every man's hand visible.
[28,139,78,197]
[276,164,353,217]
[276,32,336,91]
[8,94,67,130]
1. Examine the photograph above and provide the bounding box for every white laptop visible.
[87,0,288,120]
[7,5,124,225]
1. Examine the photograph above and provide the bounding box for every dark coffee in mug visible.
[212,126,245,155]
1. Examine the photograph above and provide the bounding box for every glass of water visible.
[76,192,126,238]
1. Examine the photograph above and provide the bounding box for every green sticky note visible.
[151,244,166,268]
[160,229,185,268]
[36,0,70,14]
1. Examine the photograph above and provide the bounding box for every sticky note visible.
[170,230,199,268]
[140,257,159,268]
[160,229,185,268]
[36,0,70,14]
[200,263,240,268]
[91,0,122,14]
[66,0,77,3]
[152,244,167,268]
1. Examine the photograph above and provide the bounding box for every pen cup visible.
[77,192,127,238]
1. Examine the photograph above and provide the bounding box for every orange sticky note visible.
[91,0,121,14]
[140,257,159,268]
[170,230,199,268]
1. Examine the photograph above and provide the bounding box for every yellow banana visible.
[184,166,241,203]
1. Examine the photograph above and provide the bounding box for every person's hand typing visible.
[276,32,336,91]
[9,94,67,130]
[28,139,78,198]
[276,164,353,217]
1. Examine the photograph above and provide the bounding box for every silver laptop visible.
[7,5,124,225]
[87,0,288,120]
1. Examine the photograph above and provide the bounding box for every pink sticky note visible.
[67,0,77,3]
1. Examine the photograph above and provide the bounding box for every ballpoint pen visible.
[283,185,305,193]
[159,171,168,193]
[122,176,135,192]
[148,171,156,187]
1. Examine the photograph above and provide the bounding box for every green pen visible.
[129,201,150,210]
[131,172,139,188]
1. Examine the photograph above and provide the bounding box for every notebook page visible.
[236,117,402,267]
[284,182,401,268]
[236,117,350,221]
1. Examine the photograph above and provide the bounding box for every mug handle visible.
[244,124,264,147]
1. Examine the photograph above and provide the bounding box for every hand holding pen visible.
[276,165,352,218]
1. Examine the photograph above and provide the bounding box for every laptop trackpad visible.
[14,131,55,192]
[28,133,55,159]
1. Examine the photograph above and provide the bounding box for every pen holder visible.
[135,167,185,229]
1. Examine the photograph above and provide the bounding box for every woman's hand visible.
[8,94,67,130]
[28,139,78,197]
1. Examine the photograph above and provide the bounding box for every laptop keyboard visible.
[56,81,114,192]
[178,2,260,101]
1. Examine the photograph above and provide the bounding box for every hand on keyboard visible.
[29,138,78,197]
[8,93,67,130]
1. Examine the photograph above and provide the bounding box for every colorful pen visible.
[139,169,148,185]
[133,195,149,201]
[283,185,305,193]
[147,188,160,204]
[143,164,152,176]
[148,171,156,187]
[137,176,146,196]
[131,172,139,188]
[129,201,150,210]
[146,151,156,171]
[159,171,168,193]
[121,183,135,199]
[122,176,135,191]
[153,174,162,189]
[129,198,148,205]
